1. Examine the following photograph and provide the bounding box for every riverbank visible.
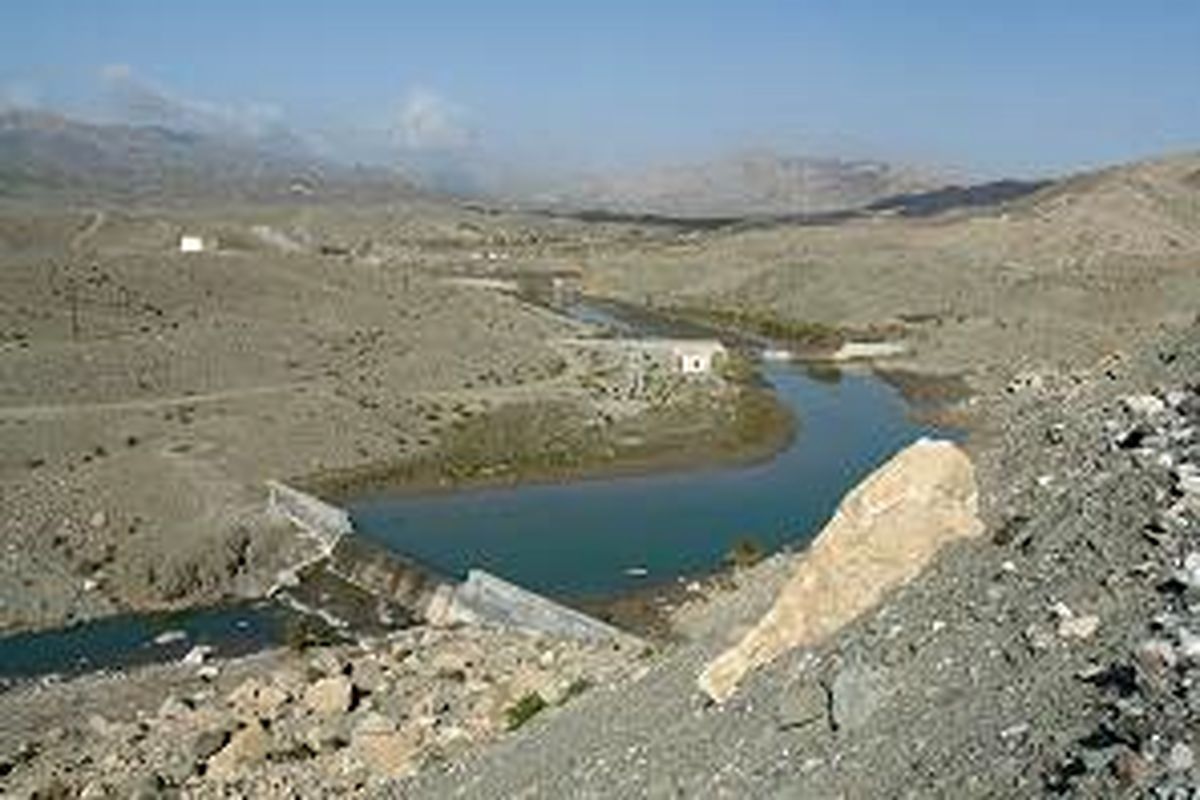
[300,367,793,504]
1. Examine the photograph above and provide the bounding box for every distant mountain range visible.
[0,110,417,204]
[0,109,1064,221]
[526,151,946,218]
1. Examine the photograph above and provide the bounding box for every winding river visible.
[349,361,939,599]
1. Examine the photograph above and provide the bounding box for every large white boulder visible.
[698,438,984,702]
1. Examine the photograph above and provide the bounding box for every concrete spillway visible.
[269,481,626,643]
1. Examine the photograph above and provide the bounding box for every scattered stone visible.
[1053,604,1101,640]
[156,694,191,721]
[205,722,270,781]
[181,644,213,666]
[1175,553,1200,590]
[228,677,290,721]
[776,680,827,730]
[1167,742,1195,773]
[1024,624,1055,653]
[1123,394,1166,418]
[152,629,187,647]
[191,729,230,763]
[1113,747,1151,788]
[829,665,890,732]
[1136,639,1178,683]
[350,719,422,779]
[1000,722,1030,741]
[304,675,353,716]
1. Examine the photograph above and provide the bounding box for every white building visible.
[672,340,726,375]
[179,235,207,253]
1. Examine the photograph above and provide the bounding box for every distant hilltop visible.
[524,149,946,218]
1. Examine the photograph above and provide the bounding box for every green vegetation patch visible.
[505,692,549,730]
[669,305,845,349]
[725,535,767,569]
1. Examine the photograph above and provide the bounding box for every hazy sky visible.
[1,1,1197,177]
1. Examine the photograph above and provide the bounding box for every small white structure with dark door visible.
[672,340,726,375]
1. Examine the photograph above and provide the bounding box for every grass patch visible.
[282,614,342,652]
[505,692,548,730]
[668,305,845,349]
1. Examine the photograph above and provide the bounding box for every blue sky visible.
[1,1,1197,176]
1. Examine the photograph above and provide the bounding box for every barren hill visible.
[532,149,943,218]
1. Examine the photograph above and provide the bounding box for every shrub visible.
[561,677,593,703]
[505,692,548,730]
[725,536,767,569]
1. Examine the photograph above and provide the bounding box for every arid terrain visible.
[1,136,1199,797]
[0,193,780,633]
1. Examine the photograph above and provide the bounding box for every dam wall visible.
[265,481,624,642]
[429,569,624,642]
[266,480,351,552]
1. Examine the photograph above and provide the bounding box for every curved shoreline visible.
[301,374,796,505]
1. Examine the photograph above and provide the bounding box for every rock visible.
[1123,394,1166,418]
[1053,605,1101,640]
[205,722,270,781]
[89,510,107,529]
[350,717,421,779]
[78,780,111,799]
[1175,553,1200,590]
[999,722,1031,742]
[1058,614,1100,640]
[1166,390,1189,409]
[156,694,191,721]
[1113,747,1150,788]
[181,644,213,666]
[351,657,389,693]
[126,773,167,799]
[1168,742,1195,773]
[1178,470,1200,500]
[829,665,890,732]
[775,679,828,730]
[1136,639,1177,683]
[197,665,220,681]
[192,728,230,763]
[227,677,290,721]
[152,629,187,646]
[699,439,984,702]
[1179,629,1200,662]
[304,675,353,716]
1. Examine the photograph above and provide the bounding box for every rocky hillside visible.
[532,150,941,218]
